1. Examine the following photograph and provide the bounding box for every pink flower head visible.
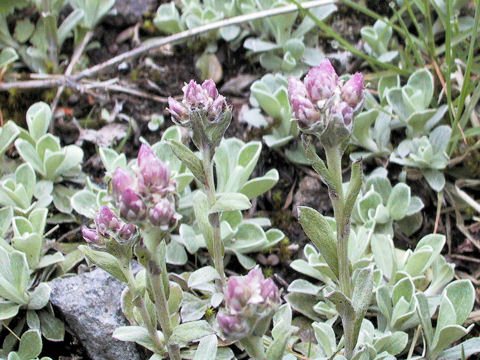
[184,80,209,108]
[288,76,321,128]
[137,144,171,195]
[112,168,135,200]
[82,227,100,245]
[341,72,364,108]
[217,312,248,339]
[304,59,338,102]
[119,188,146,222]
[95,206,122,236]
[148,198,178,229]
[224,267,279,313]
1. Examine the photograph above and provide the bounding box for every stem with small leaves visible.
[201,146,226,285]
[324,145,355,359]
[122,263,165,354]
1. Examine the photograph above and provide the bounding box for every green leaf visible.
[38,310,65,341]
[168,140,205,184]
[153,2,183,34]
[0,121,20,157]
[170,320,214,347]
[239,169,279,199]
[298,206,338,278]
[193,334,217,360]
[444,280,475,326]
[210,193,251,213]
[57,9,84,47]
[71,189,98,218]
[193,192,214,256]
[441,338,480,360]
[415,292,434,346]
[79,245,127,283]
[0,47,18,68]
[113,326,163,352]
[27,283,51,310]
[344,160,363,220]
[15,139,43,174]
[13,18,34,43]
[188,266,220,289]
[352,266,373,340]
[387,183,411,220]
[0,301,20,320]
[422,169,445,192]
[18,330,42,360]
[26,102,51,142]
[407,69,434,109]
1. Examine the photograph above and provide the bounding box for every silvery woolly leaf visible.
[78,245,127,283]
[407,69,434,109]
[267,304,295,360]
[387,183,410,220]
[423,169,445,192]
[210,193,251,213]
[240,169,279,199]
[188,266,220,289]
[27,283,51,310]
[26,102,51,143]
[113,326,164,352]
[0,47,18,68]
[154,2,183,34]
[168,139,205,184]
[17,329,42,360]
[193,334,217,360]
[444,280,475,326]
[313,322,337,357]
[193,192,214,255]
[38,309,64,341]
[170,320,214,347]
[298,206,338,278]
[71,189,98,218]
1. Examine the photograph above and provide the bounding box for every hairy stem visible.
[122,264,164,354]
[324,145,355,359]
[202,147,226,285]
[148,257,181,360]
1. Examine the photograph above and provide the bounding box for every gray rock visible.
[49,268,142,360]
[109,0,158,26]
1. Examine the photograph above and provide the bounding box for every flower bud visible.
[82,227,100,245]
[217,313,248,340]
[288,77,321,128]
[261,278,280,303]
[201,79,219,99]
[341,72,364,108]
[167,97,189,122]
[224,267,280,313]
[304,59,338,102]
[137,144,172,195]
[119,223,137,241]
[184,80,209,108]
[119,188,146,222]
[112,168,135,200]
[148,198,178,229]
[95,206,122,236]
[332,101,354,127]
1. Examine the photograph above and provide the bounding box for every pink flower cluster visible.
[288,59,364,130]
[111,144,179,229]
[82,206,137,248]
[168,79,227,123]
[217,268,280,340]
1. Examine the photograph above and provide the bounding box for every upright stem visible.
[147,257,181,360]
[122,264,164,354]
[324,146,351,297]
[324,145,355,359]
[202,147,226,284]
